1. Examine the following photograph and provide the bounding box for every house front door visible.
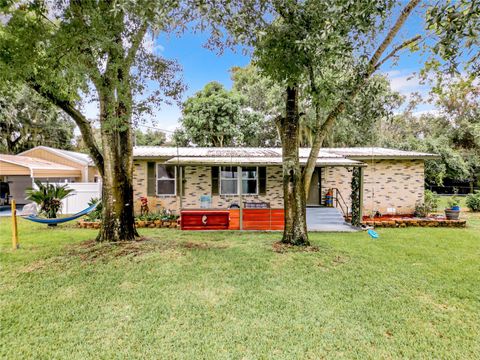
[307,168,321,206]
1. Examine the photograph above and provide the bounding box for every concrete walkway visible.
[307,207,359,232]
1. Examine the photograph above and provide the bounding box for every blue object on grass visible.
[23,202,99,225]
[367,229,379,239]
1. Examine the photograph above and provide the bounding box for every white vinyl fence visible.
[61,182,101,214]
[39,182,101,214]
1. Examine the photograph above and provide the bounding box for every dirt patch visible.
[181,241,228,250]
[332,255,350,266]
[63,238,227,263]
[417,293,455,312]
[19,260,48,273]
[64,237,172,263]
[385,330,394,338]
[272,241,320,253]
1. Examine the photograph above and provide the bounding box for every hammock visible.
[23,202,99,225]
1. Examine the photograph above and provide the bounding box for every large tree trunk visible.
[96,89,138,242]
[278,86,309,246]
[98,151,137,242]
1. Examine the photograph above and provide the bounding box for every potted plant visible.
[445,196,461,220]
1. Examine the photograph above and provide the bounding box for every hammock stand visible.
[23,202,99,225]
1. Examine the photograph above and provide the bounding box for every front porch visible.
[305,165,365,229]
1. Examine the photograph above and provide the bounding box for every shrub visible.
[466,191,480,212]
[414,190,440,217]
[25,181,74,218]
[424,190,439,212]
[86,197,102,221]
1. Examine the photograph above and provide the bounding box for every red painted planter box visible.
[180,210,230,230]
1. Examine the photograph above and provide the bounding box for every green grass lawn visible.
[1,211,479,359]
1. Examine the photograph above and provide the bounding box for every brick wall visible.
[133,159,424,216]
[363,159,424,215]
[322,159,424,215]
[133,161,284,214]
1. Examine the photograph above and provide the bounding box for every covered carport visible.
[0,154,82,204]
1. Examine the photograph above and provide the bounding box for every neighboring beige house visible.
[20,146,98,182]
[132,146,439,217]
[0,146,99,204]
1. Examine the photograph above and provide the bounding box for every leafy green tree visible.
[134,129,166,146]
[379,76,479,188]
[176,82,243,147]
[325,75,404,147]
[230,64,283,117]
[251,0,419,245]
[174,81,278,147]
[425,0,479,76]
[0,83,75,154]
[230,64,403,148]
[0,1,189,241]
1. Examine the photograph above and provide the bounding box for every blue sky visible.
[149,32,252,133]
[84,8,435,134]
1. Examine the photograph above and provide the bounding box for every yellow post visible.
[11,199,19,250]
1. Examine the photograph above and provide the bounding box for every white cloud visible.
[412,109,440,117]
[385,70,423,94]
[142,36,165,55]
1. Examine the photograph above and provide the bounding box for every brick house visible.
[132,146,438,220]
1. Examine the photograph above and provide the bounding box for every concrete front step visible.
[308,224,359,232]
[306,207,359,232]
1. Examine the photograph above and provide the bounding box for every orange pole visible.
[11,199,19,250]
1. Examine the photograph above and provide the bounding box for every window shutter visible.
[259,167,267,195]
[147,162,156,196]
[176,166,185,196]
[211,166,219,195]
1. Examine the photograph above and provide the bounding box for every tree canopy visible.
[134,129,167,146]
[174,81,278,147]
[0,82,75,154]
[0,0,190,241]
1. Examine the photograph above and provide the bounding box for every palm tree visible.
[25,181,74,219]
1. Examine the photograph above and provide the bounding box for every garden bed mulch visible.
[78,219,179,229]
[362,218,466,228]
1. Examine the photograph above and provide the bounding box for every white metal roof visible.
[165,156,365,167]
[134,146,438,161]
[53,148,94,165]
[136,147,342,158]
[322,147,439,159]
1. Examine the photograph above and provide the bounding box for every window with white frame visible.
[241,166,258,194]
[157,164,176,195]
[219,166,258,195]
[220,166,238,195]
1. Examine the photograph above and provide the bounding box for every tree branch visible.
[375,35,422,70]
[125,22,148,68]
[27,80,104,174]
[303,0,421,194]
[366,0,421,72]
